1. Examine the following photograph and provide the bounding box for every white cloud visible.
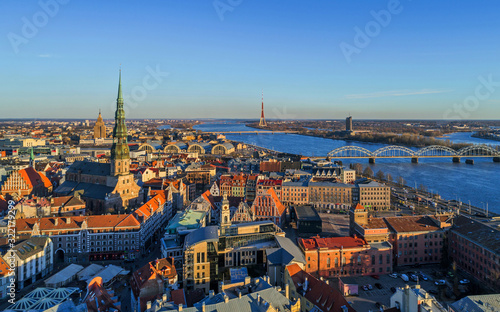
[344,89,453,99]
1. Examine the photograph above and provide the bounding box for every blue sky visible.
[1,0,499,119]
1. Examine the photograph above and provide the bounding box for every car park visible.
[375,283,383,289]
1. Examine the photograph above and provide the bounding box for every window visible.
[372,255,375,265]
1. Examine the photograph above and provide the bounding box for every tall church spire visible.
[110,68,130,175]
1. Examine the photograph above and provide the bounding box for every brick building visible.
[299,236,393,278]
[449,215,500,290]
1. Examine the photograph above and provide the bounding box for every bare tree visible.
[352,163,363,176]
[375,170,385,181]
[386,173,393,182]
[363,167,374,178]
[397,176,406,186]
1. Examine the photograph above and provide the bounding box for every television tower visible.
[259,90,267,127]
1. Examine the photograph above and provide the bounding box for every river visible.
[192,121,499,214]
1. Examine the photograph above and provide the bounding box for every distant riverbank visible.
[246,123,473,151]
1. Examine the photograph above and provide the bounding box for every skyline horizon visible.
[2,1,500,119]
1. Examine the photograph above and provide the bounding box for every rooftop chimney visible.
[178,304,183,312]
[66,217,71,224]
[285,283,290,299]
[202,302,206,312]
[257,294,261,304]
[54,218,58,226]
[209,290,214,298]
[224,295,229,303]
[238,291,242,299]
[147,301,152,310]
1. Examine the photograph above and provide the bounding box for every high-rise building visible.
[346,116,353,132]
[93,109,106,139]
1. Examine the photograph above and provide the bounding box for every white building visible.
[9,236,53,289]
[0,255,11,300]
[390,284,446,312]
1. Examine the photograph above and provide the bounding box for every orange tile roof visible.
[267,188,286,216]
[0,255,10,277]
[354,203,365,210]
[16,214,140,233]
[134,192,166,221]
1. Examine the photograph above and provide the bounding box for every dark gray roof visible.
[294,205,321,221]
[184,226,219,249]
[450,294,500,312]
[55,181,114,200]
[66,161,111,176]
[54,180,79,195]
[266,248,295,266]
[163,283,292,312]
[452,216,500,255]
[274,235,306,265]
[12,237,50,261]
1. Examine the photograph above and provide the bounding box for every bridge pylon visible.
[411,157,419,164]
[369,157,376,164]
[452,157,461,163]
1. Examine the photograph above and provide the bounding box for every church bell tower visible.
[110,69,130,176]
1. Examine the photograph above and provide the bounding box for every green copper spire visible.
[117,68,123,102]
[111,68,130,162]
[29,147,35,167]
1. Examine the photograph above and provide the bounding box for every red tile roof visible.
[16,214,140,233]
[286,264,355,312]
[384,216,441,233]
[299,236,368,251]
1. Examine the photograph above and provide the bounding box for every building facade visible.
[8,236,53,289]
[299,236,393,278]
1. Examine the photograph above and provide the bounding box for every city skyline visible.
[2,1,500,119]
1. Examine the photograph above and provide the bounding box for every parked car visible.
[459,279,470,284]
[435,280,446,286]
[419,273,429,281]
[371,275,380,279]
[411,274,419,282]
[389,273,398,278]
[447,271,455,278]
[400,274,409,282]
[428,289,439,295]
[375,283,383,289]
[367,284,373,290]
[390,287,397,293]
[362,285,368,291]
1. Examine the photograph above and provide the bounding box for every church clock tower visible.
[220,192,231,227]
[110,69,130,176]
